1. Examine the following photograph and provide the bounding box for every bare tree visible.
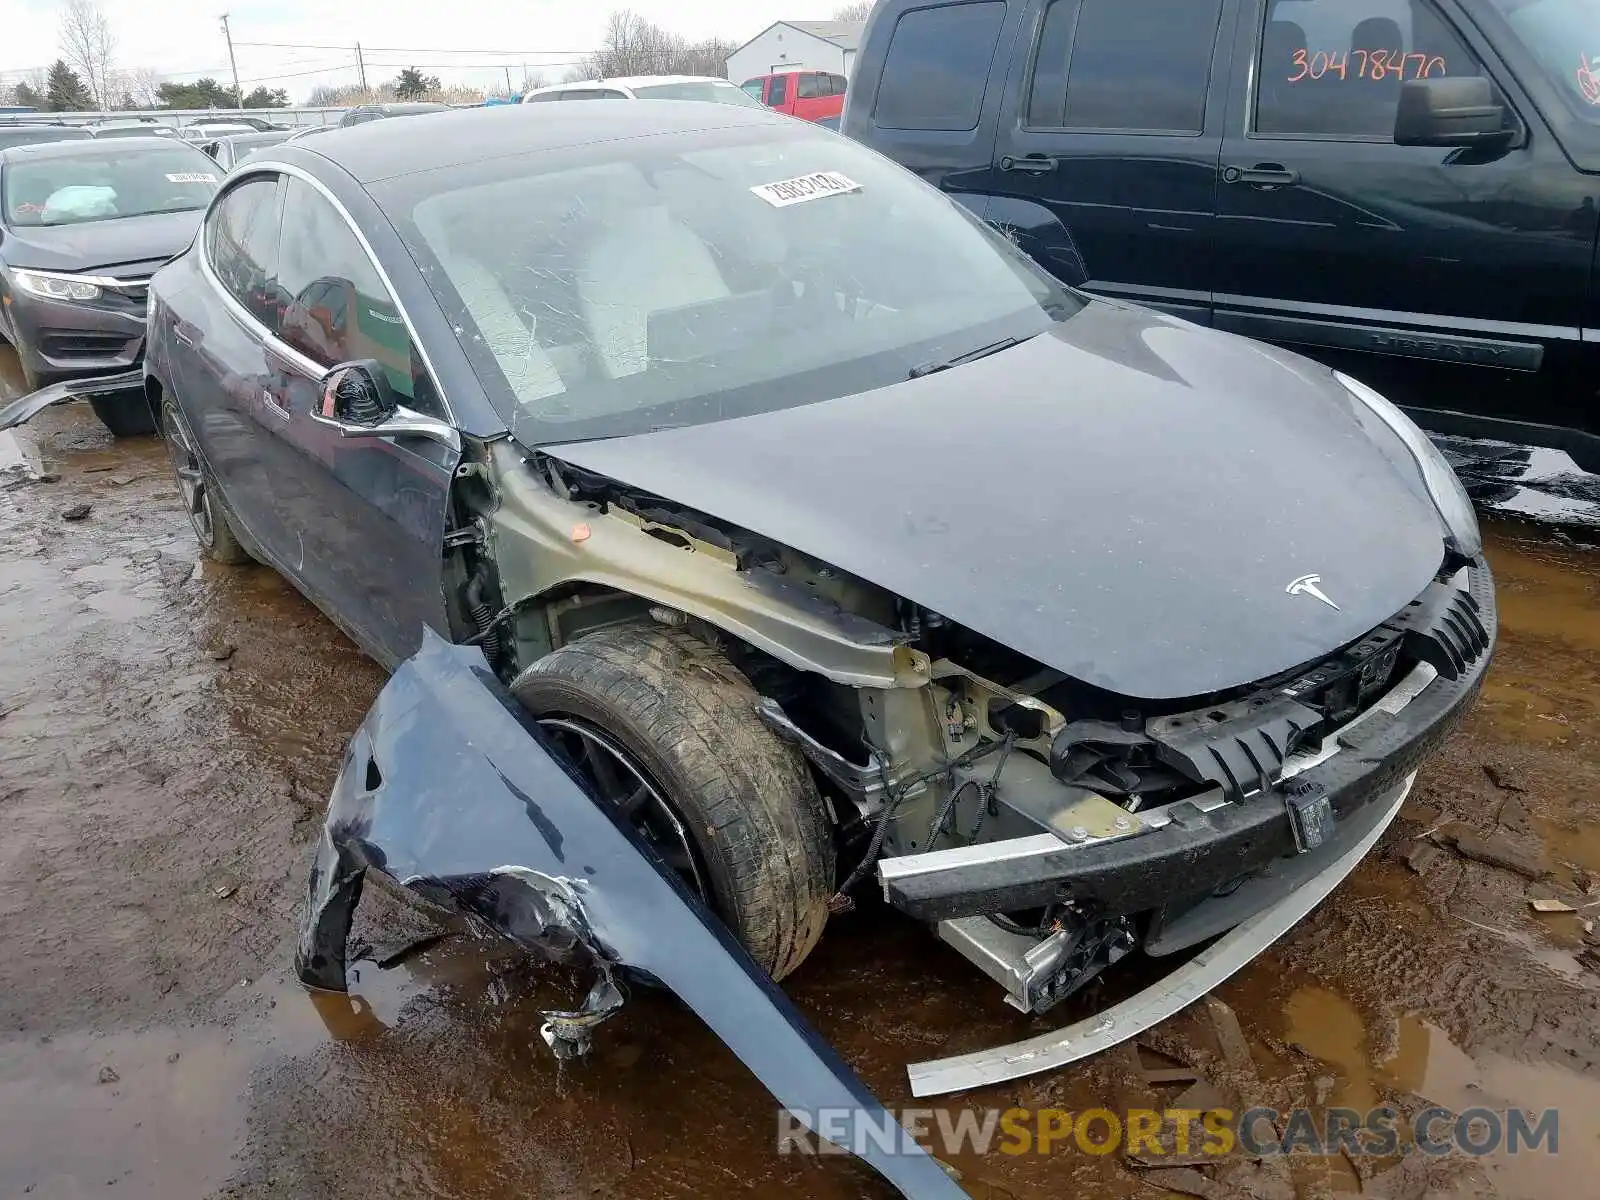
[58,0,116,111]
[834,1,874,20]
[583,10,735,80]
[116,66,162,109]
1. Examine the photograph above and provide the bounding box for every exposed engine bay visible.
[433,439,1494,1022]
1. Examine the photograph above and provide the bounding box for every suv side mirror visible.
[318,359,396,427]
[1394,77,1510,148]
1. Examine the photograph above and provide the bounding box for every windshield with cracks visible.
[378,122,1083,443]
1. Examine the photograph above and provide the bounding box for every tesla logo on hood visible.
[1286,574,1341,611]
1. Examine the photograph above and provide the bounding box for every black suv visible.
[845,0,1600,469]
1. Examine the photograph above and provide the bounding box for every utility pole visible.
[355,43,367,92]
[220,13,243,108]
[504,65,513,95]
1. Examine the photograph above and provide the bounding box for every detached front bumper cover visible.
[296,631,964,1200]
[0,369,144,432]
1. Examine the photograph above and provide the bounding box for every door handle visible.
[1222,163,1299,187]
[173,326,195,348]
[1000,154,1057,175]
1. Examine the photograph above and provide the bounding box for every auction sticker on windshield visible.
[750,171,861,207]
[166,172,218,184]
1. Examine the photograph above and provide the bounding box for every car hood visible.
[0,208,202,274]
[548,302,1447,701]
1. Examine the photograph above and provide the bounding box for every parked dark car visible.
[201,130,292,171]
[0,102,1494,1196]
[338,102,452,127]
[0,137,219,433]
[845,0,1600,470]
[0,124,92,151]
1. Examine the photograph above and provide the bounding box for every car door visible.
[168,172,300,567]
[265,173,460,667]
[1212,0,1594,424]
[766,72,794,114]
[990,0,1239,322]
[850,0,1026,216]
[794,72,827,120]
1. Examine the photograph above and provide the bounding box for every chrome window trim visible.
[197,160,458,426]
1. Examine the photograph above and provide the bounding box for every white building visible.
[724,20,864,86]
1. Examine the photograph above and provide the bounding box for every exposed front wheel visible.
[160,394,252,564]
[512,623,836,980]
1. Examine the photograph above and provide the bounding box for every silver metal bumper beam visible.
[905,771,1415,1098]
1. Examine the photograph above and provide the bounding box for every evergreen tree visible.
[45,59,93,111]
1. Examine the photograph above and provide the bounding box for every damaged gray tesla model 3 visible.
[2,101,1494,1195]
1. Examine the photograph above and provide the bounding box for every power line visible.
[361,60,587,71]
[233,41,595,55]
[236,62,358,86]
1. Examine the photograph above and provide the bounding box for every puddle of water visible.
[1487,531,1600,656]
[1476,526,1600,749]
[1384,1014,1600,1200]
[0,1026,252,1197]
[1534,815,1600,876]
[0,946,460,1200]
[1277,985,1600,1200]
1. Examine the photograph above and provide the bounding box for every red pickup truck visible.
[739,70,847,123]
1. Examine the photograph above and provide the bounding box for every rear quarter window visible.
[874,1,1008,131]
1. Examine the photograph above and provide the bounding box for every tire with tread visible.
[160,394,252,564]
[512,623,834,980]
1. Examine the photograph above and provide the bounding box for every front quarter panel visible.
[298,631,966,1200]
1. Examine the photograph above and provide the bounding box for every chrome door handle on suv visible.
[1000,154,1057,174]
[1222,163,1299,187]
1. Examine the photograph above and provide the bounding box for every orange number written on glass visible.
[1289,47,1445,82]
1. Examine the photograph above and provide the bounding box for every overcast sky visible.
[4,0,853,97]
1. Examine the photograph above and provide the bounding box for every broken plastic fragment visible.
[295,630,964,1200]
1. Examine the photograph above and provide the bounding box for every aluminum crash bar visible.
[904,772,1414,1097]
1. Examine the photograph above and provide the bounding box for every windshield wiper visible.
[907,334,1031,379]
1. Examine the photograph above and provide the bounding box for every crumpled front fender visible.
[297,629,965,1200]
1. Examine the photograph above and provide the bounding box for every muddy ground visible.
[2,348,1598,1200]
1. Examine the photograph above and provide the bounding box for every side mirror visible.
[318,360,397,427]
[1394,77,1511,148]
[311,360,461,452]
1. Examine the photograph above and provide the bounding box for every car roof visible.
[91,124,179,136]
[0,135,196,163]
[530,74,736,94]
[216,130,290,145]
[283,99,785,183]
[0,123,92,138]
